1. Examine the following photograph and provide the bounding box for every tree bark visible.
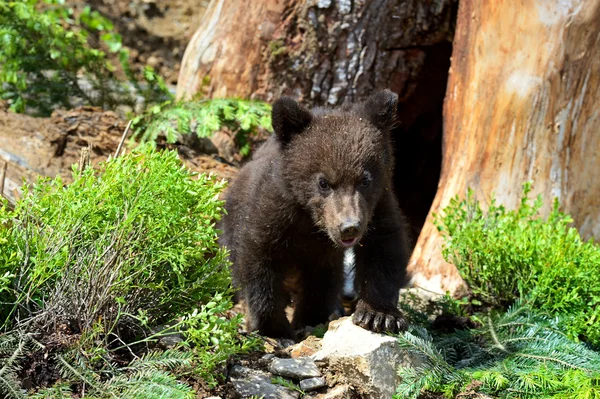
[176,0,457,105]
[177,0,457,238]
[408,0,600,295]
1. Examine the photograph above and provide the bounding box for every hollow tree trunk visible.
[408,1,600,295]
[176,0,457,105]
[177,0,457,238]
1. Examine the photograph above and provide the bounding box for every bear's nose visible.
[339,220,360,238]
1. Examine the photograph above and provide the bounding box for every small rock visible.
[299,377,327,391]
[230,365,299,399]
[312,317,420,398]
[158,333,183,349]
[263,336,296,354]
[289,335,322,358]
[269,357,321,380]
[314,384,354,398]
[146,55,160,68]
[150,325,184,349]
[258,353,276,367]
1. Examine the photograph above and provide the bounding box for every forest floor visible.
[0,105,239,204]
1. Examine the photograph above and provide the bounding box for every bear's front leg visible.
[292,262,343,329]
[243,264,294,339]
[352,197,410,334]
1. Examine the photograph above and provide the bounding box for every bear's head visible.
[272,90,398,248]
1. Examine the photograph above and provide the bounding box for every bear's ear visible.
[272,97,313,144]
[361,89,399,131]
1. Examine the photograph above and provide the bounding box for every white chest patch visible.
[343,247,356,299]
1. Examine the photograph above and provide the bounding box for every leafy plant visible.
[131,98,272,157]
[0,145,259,394]
[0,0,171,115]
[1,145,229,332]
[180,292,262,387]
[434,183,600,346]
[396,303,600,399]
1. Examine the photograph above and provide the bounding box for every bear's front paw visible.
[352,300,408,334]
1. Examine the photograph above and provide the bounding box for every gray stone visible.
[312,317,421,399]
[258,353,276,367]
[229,365,299,399]
[157,333,183,349]
[269,357,321,380]
[299,377,327,391]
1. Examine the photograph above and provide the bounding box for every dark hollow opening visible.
[391,41,452,243]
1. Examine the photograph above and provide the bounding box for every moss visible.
[268,39,288,60]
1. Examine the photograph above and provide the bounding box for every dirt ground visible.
[0,106,239,204]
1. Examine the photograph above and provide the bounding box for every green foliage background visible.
[0,0,171,115]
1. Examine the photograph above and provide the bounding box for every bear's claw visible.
[352,300,408,334]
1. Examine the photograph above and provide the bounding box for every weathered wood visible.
[408,0,600,295]
[176,0,457,105]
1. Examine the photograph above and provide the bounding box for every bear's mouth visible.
[339,237,359,247]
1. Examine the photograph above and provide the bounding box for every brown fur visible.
[219,90,411,339]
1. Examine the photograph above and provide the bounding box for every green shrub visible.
[131,98,272,157]
[0,0,171,115]
[396,303,600,399]
[434,184,600,346]
[0,145,260,395]
[0,145,229,331]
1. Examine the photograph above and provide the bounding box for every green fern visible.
[124,349,194,372]
[29,382,73,399]
[32,348,196,399]
[131,98,272,156]
[0,333,32,399]
[396,303,600,399]
[107,369,195,399]
[271,375,305,395]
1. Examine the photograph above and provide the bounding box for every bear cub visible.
[220,90,411,339]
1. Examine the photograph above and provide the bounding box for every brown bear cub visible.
[220,90,411,339]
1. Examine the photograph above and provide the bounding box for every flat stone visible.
[299,377,327,391]
[230,366,299,399]
[312,317,421,398]
[269,357,321,380]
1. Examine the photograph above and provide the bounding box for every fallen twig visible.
[0,160,6,199]
[115,120,133,158]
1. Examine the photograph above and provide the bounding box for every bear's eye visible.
[318,177,330,191]
[361,171,372,188]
